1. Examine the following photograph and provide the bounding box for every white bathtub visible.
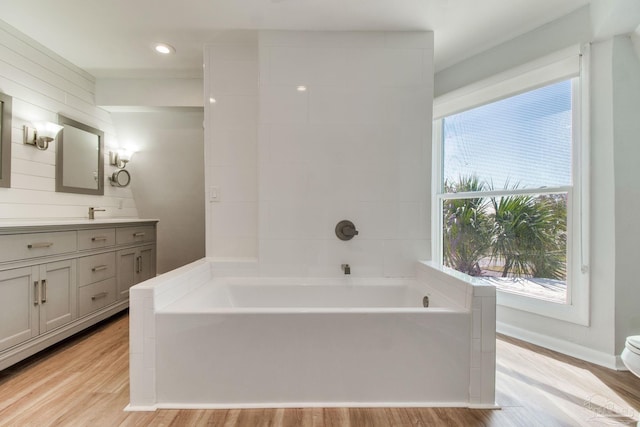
[128,259,496,410]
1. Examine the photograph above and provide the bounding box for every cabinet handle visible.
[27,242,53,249]
[91,236,108,242]
[91,292,108,301]
[92,265,108,272]
[136,256,141,274]
[34,281,39,305]
[41,279,47,304]
[133,232,145,238]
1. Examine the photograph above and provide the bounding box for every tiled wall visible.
[206,31,433,277]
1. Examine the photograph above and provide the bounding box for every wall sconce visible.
[109,149,134,169]
[23,122,63,150]
[109,149,134,187]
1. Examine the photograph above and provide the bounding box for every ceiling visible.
[1,0,591,79]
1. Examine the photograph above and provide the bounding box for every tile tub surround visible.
[205,31,433,276]
[128,259,496,410]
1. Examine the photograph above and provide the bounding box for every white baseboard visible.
[497,321,620,370]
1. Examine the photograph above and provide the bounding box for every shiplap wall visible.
[0,20,138,219]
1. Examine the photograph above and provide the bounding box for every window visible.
[433,48,589,324]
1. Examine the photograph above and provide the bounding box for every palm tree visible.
[489,192,566,280]
[442,175,491,276]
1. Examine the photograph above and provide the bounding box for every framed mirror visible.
[56,115,104,195]
[0,92,12,188]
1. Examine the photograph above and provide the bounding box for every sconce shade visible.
[33,122,63,139]
[109,149,134,168]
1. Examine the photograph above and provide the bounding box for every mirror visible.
[110,169,131,187]
[0,92,12,188]
[56,115,104,195]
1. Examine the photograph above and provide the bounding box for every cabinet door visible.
[116,248,137,300]
[39,260,76,333]
[138,245,156,283]
[0,267,39,352]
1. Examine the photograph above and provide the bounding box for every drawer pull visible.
[92,265,108,272]
[91,236,108,242]
[91,292,108,301]
[27,242,53,249]
[133,232,145,238]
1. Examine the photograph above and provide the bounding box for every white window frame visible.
[432,46,590,325]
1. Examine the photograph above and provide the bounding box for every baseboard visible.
[497,321,620,370]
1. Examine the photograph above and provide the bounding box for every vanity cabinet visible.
[0,219,157,370]
[116,245,155,300]
[0,260,75,353]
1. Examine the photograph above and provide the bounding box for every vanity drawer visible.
[0,231,77,263]
[77,252,115,286]
[78,277,117,317]
[77,228,115,251]
[116,226,155,245]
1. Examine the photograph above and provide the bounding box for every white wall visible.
[110,109,205,274]
[0,20,138,220]
[435,6,640,364]
[205,31,433,277]
[611,35,640,352]
[205,36,260,260]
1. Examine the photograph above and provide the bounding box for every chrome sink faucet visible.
[88,207,105,220]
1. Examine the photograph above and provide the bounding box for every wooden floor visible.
[0,311,639,426]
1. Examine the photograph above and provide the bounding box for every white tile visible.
[354,165,395,202]
[265,47,317,85]
[207,43,259,62]
[209,237,258,259]
[469,367,481,399]
[209,202,258,238]
[481,354,496,404]
[259,162,309,201]
[353,201,397,239]
[472,307,482,339]
[262,201,322,239]
[307,164,359,203]
[394,162,428,202]
[209,125,257,167]
[388,86,433,125]
[210,94,258,127]
[482,297,497,352]
[471,338,482,368]
[258,239,310,273]
[260,85,309,124]
[209,59,259,96]
[397,202,422,239]
[264,124,311,164]
[383,239,430,277]
[210,165,257,202]
[309,87,389,125]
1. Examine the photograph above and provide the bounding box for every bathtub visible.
[127,259,496,410]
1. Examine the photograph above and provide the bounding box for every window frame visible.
[432,46,590,325]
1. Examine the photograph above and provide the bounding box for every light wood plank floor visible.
[1,311,639,426]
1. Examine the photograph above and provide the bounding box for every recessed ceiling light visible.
[296,85,307,92]
[154,43,175,55]
[209,97,216,104]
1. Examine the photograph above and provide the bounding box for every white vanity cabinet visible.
[0,219,157,370]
